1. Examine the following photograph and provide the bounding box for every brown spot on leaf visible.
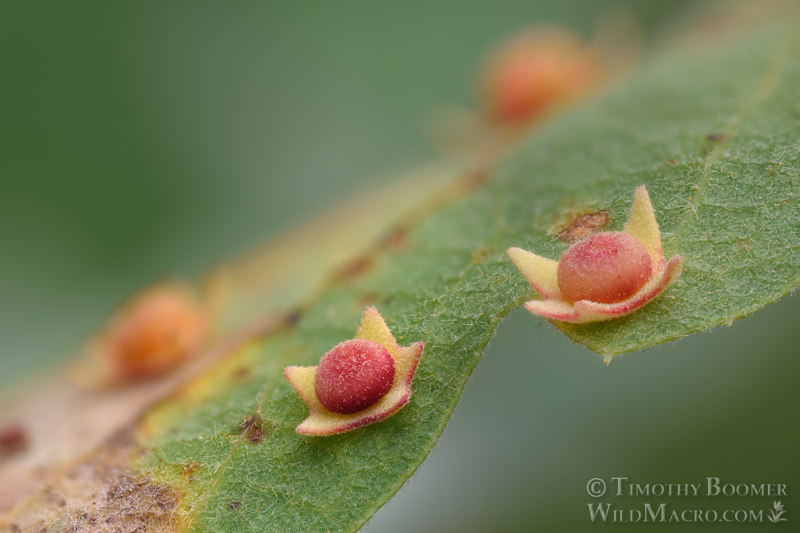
[335,256,373,281]
[556,211,610,243]
[706,132,725,142]
[470,247,490,266]
[180,462,201,482]
[239,414,266,444]
[665,157,677,166]
[284,309,302,327]
[232,367,251,382]
[228,501,241,511]
[382,227,408,250]
[0,421,29,456]
[462,167,489,189]
[358,291,379,306]
[246,425,263,444]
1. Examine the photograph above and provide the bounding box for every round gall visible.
[108,287,206,379]
[557,231,652,304]
[314,339,395,414]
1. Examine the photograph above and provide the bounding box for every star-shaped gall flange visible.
[284,307,424,436]
[507,186,682,323]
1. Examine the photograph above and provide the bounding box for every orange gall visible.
[106,284,207,380]
[482,28,598,125]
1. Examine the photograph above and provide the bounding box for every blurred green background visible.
[1,1,797,531]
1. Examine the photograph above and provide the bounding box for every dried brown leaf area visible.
[0,378,181,515]
[0,368,195,532]
[3,432,181,533]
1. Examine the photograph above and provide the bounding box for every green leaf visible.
[141,23,799,532]
[7,14,800,533]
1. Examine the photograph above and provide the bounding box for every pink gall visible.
[507,186,682,323]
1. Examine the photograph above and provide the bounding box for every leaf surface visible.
[145,23,800,532]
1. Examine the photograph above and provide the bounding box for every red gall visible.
[284,307,423,436]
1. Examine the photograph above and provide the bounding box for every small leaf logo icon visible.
[767,500,787,523]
